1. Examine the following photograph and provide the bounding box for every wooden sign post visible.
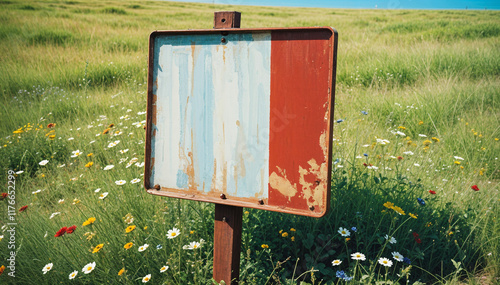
[212,13,243,284]
[145,11,338,285]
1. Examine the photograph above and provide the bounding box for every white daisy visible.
[138,244,149,252]
[69,270,78,279]
[103,165,114,170]
[49,212,61,219]
[99,192,108,200]
[131,178,141,184]
[39,160,49,166]
[378,257,393,267]
[338,227,350,237]
[142,274,151,283]
[385,235,397,244]
[82,261,96,274]
[331,259,342,266]
[42,263,53,274]
[167,227,181,239]
[115,180,126,185]
[392,251,404,262]
[71,150,83,157]
[350,252,366,261]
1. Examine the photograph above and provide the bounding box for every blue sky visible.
[165,0,500,9]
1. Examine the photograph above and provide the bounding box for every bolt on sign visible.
[145,26,338,217]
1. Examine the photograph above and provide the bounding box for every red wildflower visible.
[54,227,68,237]
[397,156,403,161]
[363,163,368,167]
[0,193,8,200]
[47,123,56,128]
[412,232,419,238]
[19,205,28,212]
[428,190,436,195]
[415,238,422,244]
[0,265,5,276]
[66,225,77,234]
[471,185,479,191]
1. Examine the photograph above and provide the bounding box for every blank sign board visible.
[145,27,338,217]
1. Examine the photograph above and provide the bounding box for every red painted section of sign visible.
[268,30,333,214]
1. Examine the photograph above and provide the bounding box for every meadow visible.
[0,0,499,284]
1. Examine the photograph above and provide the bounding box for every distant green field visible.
[0,0,498,284]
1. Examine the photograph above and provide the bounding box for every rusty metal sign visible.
[145,27,338,217]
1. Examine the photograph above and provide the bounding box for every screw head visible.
[220,193,226,199]
[221,37,226,43]
[154,184,160,190]
[258,199,264,205]
[309,205,315,211]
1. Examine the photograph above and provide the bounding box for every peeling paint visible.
[269,167,297,199]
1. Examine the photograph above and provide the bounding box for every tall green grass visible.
[0,0,498,284]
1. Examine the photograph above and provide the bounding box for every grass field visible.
[0,0,499,284]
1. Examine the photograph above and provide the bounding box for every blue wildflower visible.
[156,244,163,250]
[361,110,368,115]
[417,198,425,205]
[351,227,357,232]
[403,257,411,264]
[363,153,368,157]
[336,270,346,278]
[334,158,340,164]
[336,119,344,123]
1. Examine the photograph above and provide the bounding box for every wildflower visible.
[291,236,295,242]
[107,140,120,148]
[39,159,49,166]
[71,150,83,157]
[409,213,418,219]
[454,161,461,165]
[19,205,28,212]
[131,178,141,184]
[431,137,440,142]
[42,263,53,274]
[363,153,368,157]
[118,268,125,276]
[183,241,201,249]
[417,198,425,205]
[403,151,414,155]
[124,242,134,250]
[351,226,357,232]
[142,274,151,283]
[160,265,169,272]
[338,227,350,237]
[47,123,56,128]
[58,199,64,204]
[351,252,366,261]
[138,244,149,252]
[93,244,104,253]
[94,188,101,193]
[393,206,406,215]
[423,140,432,146]
[336,119,344,123]
[125,225,136,233]
[49,212,60,219]
[98,192,108,200]
[471,185,479,191]
[290,228,296,232]
[103,165,114,170]
[385,235,397,244]
[383,202,395,209]
[67,225,77,234]
[378,257,393,267]
[115,180,126,185]
[82,262,96,274]
[403,257,411,264]
[87,153,93,157]
[72,198,81,204]
[167,227,180,239]
[418,134,427,137]
[336,270,353,281]
[69,270,78,279]
[123,213,134,224]
[331,260,342,266]
[429,190,436,194]
[0,265,4,276]
[392,252,404,262]
[418,121,423,125]
[156,244,163,249]
[82,217,96,226]
[281,232,288,237]
[261,244,269,249]
[85,162,93,168]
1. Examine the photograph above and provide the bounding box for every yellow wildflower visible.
[291,236,295,242]
[83,217,96,226]
[85,162,93,168]
[290,228,296,232]
[423,140,432,146]
[118,268,125,276]
[92,243,104,253]
[281,232,289,238]
[454,161,461,165]
[383,202,395,209]
[409,213,417,219]
[261,244,269,249]
[393,206,406,215]
[431,137,440,142]
[398,126,406,130]
[125,225,136,233]
[124,242,134,249]
[87,153,93,157]
[418,121,423,125]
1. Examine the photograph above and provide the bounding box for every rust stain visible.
[222,161,228,194]
[222,45,227,63]
[211,159,217,192]
[269,167,297,199]
[255,168,265,198]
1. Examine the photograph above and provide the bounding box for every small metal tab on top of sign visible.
[144,15,338,218]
